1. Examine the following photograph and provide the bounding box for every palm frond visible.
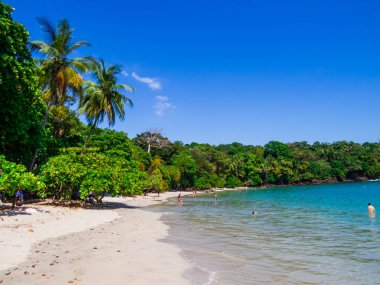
[68,41,90,53]
[107,63,123,76]
[29,40,59,58]
[71,60,90,73]
[123,96,134,107]
[37,17,56,43]
[116,83,135,92]
[79,58,134,128]
[57,19,73,54]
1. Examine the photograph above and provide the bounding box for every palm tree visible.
[79,59,134,152]
[29,18,90,170]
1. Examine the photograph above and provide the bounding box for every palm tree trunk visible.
[81,117,99,155]
[29,100,52,171]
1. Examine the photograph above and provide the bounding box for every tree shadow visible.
[1,199,141,213]
[0,206,33,217]
[83,201,141,210]
[38,200,141,210]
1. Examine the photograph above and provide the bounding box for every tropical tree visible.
[0,2,44,165]
[134,129,169,153]
[171,151,198,188]
[144,156,168,195]
[29,18,90,170]
[79,59,134,152]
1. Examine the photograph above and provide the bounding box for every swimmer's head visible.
[368,203,372,206]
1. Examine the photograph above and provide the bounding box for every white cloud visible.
[131,72,161,90]
[121,70,129,77]
[154,95,175,117]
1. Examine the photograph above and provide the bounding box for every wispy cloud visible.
[131,72,161,90]
[154,95,175,117]
[121,70,129,77]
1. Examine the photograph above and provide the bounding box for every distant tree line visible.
[1,1,380,203]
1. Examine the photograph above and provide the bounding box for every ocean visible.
[152,182,380,285]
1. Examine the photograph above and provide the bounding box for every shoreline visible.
[1,180,372,284]
[0,192,193,285]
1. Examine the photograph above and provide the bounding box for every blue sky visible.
[7,0,380,145]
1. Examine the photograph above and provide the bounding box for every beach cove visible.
[0,192,193,285]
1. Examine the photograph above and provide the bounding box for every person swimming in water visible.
[368,203,375,213]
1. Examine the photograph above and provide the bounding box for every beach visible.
[0,192,192,285]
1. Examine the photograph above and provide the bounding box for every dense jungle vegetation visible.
[1,1,380,203]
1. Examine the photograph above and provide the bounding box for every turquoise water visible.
[155,182,380,285]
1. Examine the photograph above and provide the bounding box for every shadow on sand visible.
[84,201,141,210]
[0,199,141,216]
[0,206,33,217]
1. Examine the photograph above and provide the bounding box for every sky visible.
[6,0,380,146]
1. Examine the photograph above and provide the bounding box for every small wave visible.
[184,255,218,285]
[203,271,217,285]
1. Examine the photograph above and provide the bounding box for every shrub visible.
[0,155,45,196]
[39,150,146,201]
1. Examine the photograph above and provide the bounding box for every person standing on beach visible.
[12,188,24,209]
[368,203,375,213]
[0,190,5,203]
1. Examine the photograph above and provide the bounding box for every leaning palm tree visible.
[79,59,134,152]
[29,18,90,170]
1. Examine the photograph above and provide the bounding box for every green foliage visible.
[29,17,92,170]
[367,163,380,179]
[225,176,243,188]
[264,141,292,159]
[39,150,145,201]
[190,147,216,174]
[0,156,45,196]
[161,140,380,188]
[145,169,167,193]
[194,176,212,189]
[49,106,85,141]
[79,59,134,151]
[171,151,198,188]
[30,18,90,107]
[195,174,225,189]
[164,165,181,189]
[144,156,168,193]
[0,2,44,165]
[87,129,151,168]
[245,172,262,186]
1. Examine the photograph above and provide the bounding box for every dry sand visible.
[0,192,193,285]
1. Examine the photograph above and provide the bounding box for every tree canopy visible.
[0,2,44,165]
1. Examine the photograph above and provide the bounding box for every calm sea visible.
[153,182,380,285]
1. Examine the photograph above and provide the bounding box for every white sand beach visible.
[0,192,192,285]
